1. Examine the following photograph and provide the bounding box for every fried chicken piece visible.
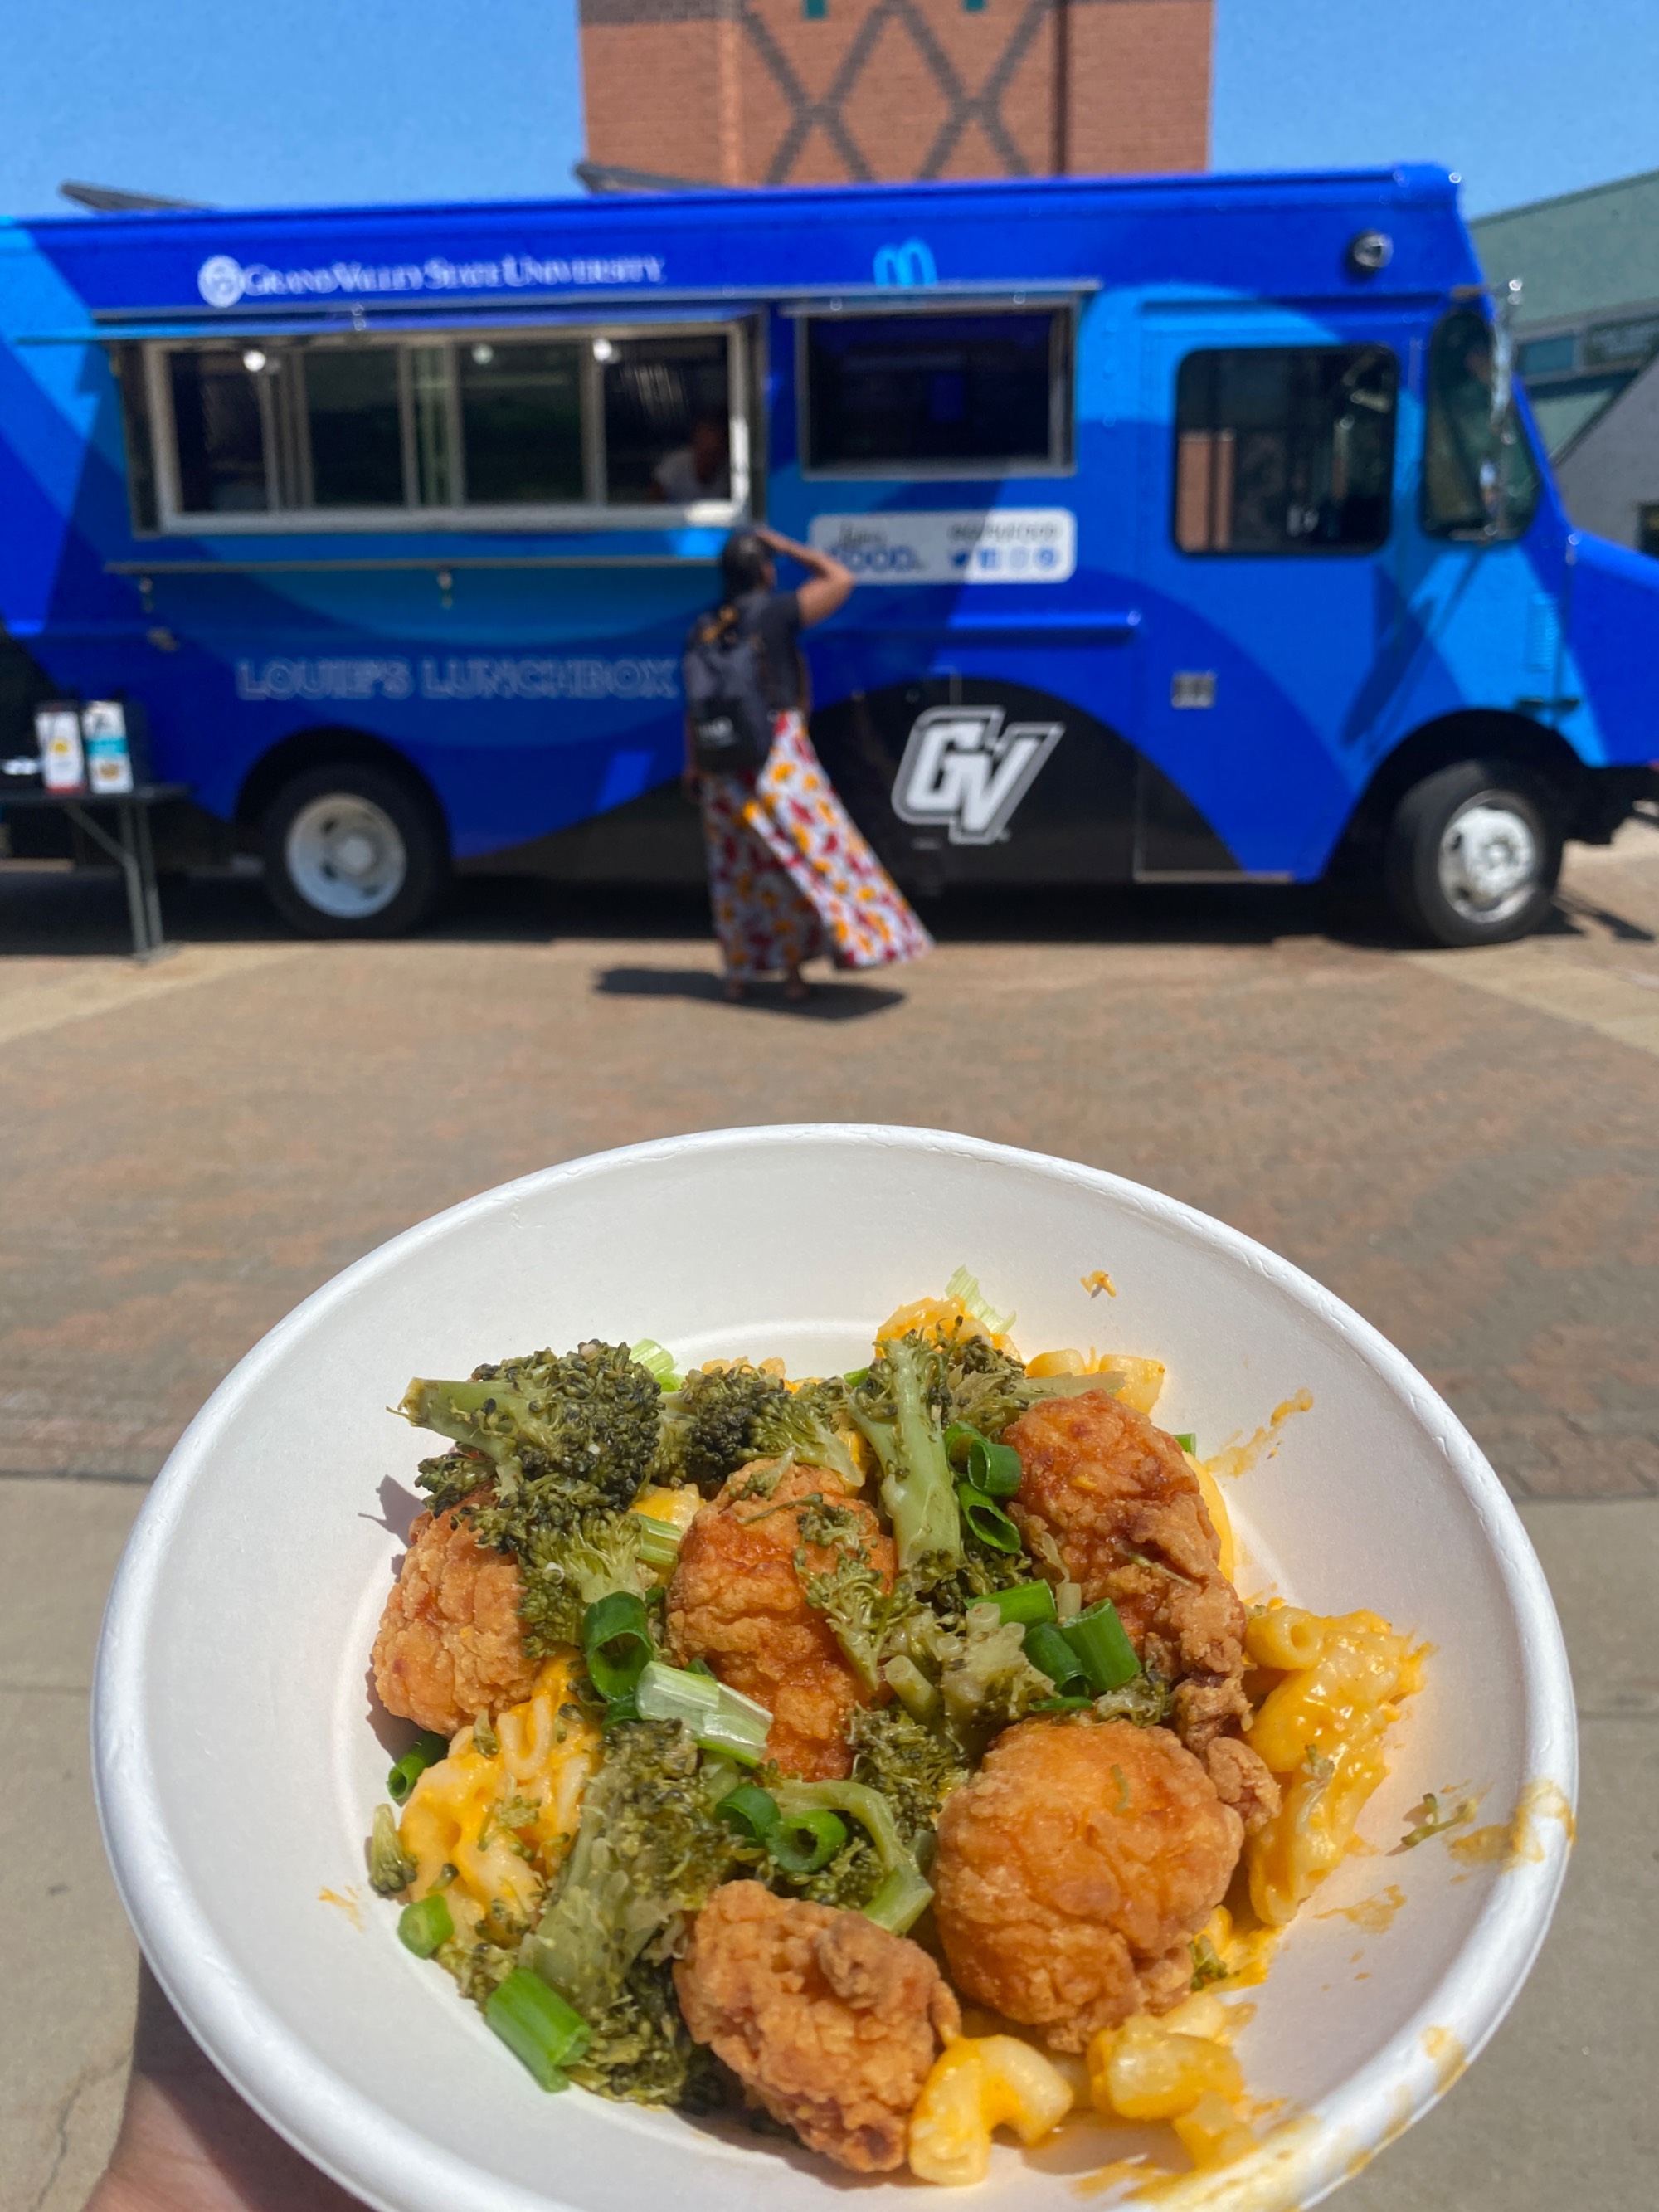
[931,1718,1243,2051]
[666,1460,893,1779]
[1204,1732,1281,1835]
[1006,1391,1248,1752]
[371,1490,534,1736]
[674,1881,959,2171]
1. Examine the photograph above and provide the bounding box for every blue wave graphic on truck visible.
[2,167,1655,939]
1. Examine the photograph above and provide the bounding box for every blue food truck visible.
[2,165,1656,943]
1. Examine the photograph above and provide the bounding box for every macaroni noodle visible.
[1024,1345,1167,1415]
[398,1654,598,1942]
[1243,1607,1425,1926]
[909,2035,1075,2186]
[1087,2010,1244,2123]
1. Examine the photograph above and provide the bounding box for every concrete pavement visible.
[2,827,1657,2208]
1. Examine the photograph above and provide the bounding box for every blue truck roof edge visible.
[3,162,1468,252]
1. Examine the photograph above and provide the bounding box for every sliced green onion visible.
[1056,1580,1083,1622]
[635,1659,772,1764]
[691,1713,769,1766]
[862,1862,937,1936]
[601,1690,640,1728]
[387,1731,450,1805]
[485,1967,590,2091]
[635,1657,717,1717]
[582,1591,653,1703]
[1031,1694,1095,1713]
[397,1892,454,1957]
[633,1515,684,1571]
[943,1425,1024,1494]
[844,1365,870,1386]
[630,1337,684,1390]
[985,1581,1058,1629]
[957,1483,1023,1553]
[1174,1432,1197,1454]
[774,1779,932,1935]
[944,1264,1014,1339]
[1024,1620,1087,1691]
[771,1807,849,1875]
[716,1783,781,1844]
[1063,1599,1141,1694]
[966,1437,1023,1496]
[883,1653,942,1723]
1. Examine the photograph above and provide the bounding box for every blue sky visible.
[0,0,1654,221]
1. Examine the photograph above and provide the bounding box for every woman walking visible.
[684,524,932,1001]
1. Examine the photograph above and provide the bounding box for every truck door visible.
[1133,313,1408,879]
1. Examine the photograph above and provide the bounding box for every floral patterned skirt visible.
[700,711,934,978]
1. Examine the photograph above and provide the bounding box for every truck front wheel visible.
[261,764,447,938]
[1384,760,1562,948]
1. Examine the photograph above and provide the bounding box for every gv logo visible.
[197,255,246,307]
[873,237,937,288]
[892,704,1063,846]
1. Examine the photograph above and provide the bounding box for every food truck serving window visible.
[800,308,1072,475]
[138,325,747,531]
[1174,345,1399,555]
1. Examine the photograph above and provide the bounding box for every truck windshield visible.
[1422,308,1540,541]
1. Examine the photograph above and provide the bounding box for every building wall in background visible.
[578,0,1212,187]
[1473,167,1659,553]
[1555,354,1659,555]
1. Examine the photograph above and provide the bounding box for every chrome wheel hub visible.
[1437,797,1539,925]
[285,795,407,919]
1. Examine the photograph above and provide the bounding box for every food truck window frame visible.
[793,298,1077,481]
[138,319,754,534]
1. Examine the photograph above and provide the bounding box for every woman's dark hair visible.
[720,530,771,604]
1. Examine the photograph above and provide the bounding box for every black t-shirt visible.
[735,587,803,712]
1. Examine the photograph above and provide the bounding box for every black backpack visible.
[682,600,774,774]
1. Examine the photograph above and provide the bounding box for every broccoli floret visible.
[847,1704,970,1851]
[403,1339,662,1509]
[653,1362,790,1493]
[413,1446,495,1514]
[792,1831,885,1912]
[523,1719,753,2105]
[487,1501,646,1655]
[1090,1669,1174,1728]
[749,1378,865,1492]
[436,1935,519,2007]
[848,1335,962,1582]
[769,1775,934,1934]
[942,1332,1111,1440]
[900,1600,1053,1751]
[794,1497,922,1697]
[365,1805,416,1896]
[569,1954,724,2107]
[401,1341,665,1659]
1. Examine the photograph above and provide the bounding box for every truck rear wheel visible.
[260,764,446,938]
[1384,760,1561,948]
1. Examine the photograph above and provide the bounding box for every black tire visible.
[260,763,447,938]
[1384,759,1562,948]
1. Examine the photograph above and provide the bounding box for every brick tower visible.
[577,0,1212,188]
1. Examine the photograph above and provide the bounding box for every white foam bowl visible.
[94,1125,1574,2212]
